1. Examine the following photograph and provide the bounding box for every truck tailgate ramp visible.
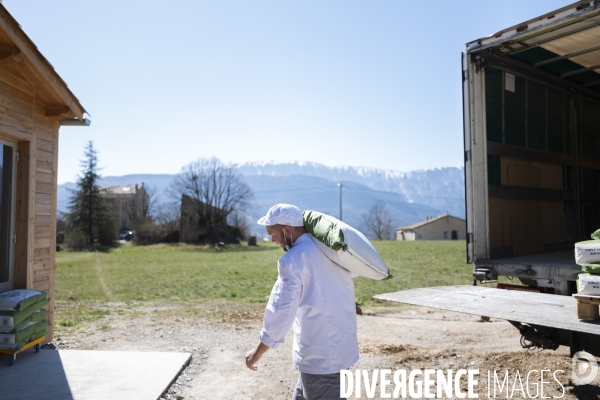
[375,286,600,355]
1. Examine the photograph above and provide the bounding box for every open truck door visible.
[380,1,600,357]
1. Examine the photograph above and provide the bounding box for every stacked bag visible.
[574,230,600,295]
[0,289,49,351]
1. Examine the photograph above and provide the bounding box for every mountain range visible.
[57,161,465,237]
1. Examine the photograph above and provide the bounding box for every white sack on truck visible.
[577,273,600,296]
[574,229,600,265]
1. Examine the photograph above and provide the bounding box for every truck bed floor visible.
[375,285,600,335]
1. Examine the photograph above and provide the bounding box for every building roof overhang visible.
[0,4,87,124]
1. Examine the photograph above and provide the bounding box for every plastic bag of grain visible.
[303,210,390,280]
[0,289,47,311]
[575,230,600,265]
[577,273,600,295]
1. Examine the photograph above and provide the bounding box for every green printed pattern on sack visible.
[13,310,47,333]
[0,298,49,328]
[302,210,347,251]
[582,264,600,274]
[0,320,48,351]
[0,290,47,311]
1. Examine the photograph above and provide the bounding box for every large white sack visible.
[575,240,600,265]
[578,273,600,295]
[303,210,389,280]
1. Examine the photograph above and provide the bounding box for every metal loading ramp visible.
[375,285,600,356]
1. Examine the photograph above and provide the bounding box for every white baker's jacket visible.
[259,233,359,374]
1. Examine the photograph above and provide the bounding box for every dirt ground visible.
[49,302,600,399]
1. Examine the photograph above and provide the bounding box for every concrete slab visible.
[0,349,191,400]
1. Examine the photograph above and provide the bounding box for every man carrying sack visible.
[245,204,359,400]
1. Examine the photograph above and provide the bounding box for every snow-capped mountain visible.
[57,161,465,236]
[237,161,465,219]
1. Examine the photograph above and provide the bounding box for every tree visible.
[122,183,158,224]
[140,184,158,220]
[360,200,394,240]
[168,157,253,243]
[228,210,250,240]
[154,202,181,243]
[127,184,160,245]
[68,141,110,247]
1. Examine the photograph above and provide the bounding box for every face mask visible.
[283,229,293,251]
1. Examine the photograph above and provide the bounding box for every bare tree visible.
[228,210,250,239]
[154,202,181,243]
[142,184,158,219]
[360,201,394,240]
[168,157,253,243]
[123,184,161,245]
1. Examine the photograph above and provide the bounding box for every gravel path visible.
[50,302,599,399]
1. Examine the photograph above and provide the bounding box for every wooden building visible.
[396,214,466,241]
[0,5,88,342]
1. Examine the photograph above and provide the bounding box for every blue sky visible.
[3,1,570,183]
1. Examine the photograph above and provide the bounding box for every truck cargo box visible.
[379,1,600,358]
[463,0,600,294]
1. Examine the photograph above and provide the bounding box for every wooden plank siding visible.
[32,123,58,341]
[47,129,58,337]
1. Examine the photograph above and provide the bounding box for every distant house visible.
[179,194,241,244]
[101,184,148,230]
[396,214,466,241]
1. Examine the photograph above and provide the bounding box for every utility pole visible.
[338,183,342,221]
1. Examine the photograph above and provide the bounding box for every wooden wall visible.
[0,64,59,342]
[488,157,568,258]
[33,129,59,342]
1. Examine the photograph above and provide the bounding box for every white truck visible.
[378,0,600,357]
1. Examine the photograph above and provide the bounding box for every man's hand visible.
[245,340,269,371]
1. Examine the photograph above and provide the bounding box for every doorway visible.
[0,138,16,292]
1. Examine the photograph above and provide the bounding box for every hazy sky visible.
[3,1,570,183]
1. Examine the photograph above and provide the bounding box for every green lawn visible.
[56,243,282,304]
[353,240,472,304]
[56,240,473,306]
[54,240,476,334]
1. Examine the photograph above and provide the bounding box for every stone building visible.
[101,184,148,230]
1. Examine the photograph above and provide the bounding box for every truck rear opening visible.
[463,1,600,294]
[377,1,600,358]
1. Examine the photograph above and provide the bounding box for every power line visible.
[252,185,333,194]
[344,185,464,200]
[250,182,465,203]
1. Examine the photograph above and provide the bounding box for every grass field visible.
[55,240,474,308]
[53,240,479,334]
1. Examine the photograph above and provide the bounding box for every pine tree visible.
[68,141,108,247]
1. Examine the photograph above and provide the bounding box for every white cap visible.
[257,204,304,227]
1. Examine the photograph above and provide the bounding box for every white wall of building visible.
[396,216,466,241]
